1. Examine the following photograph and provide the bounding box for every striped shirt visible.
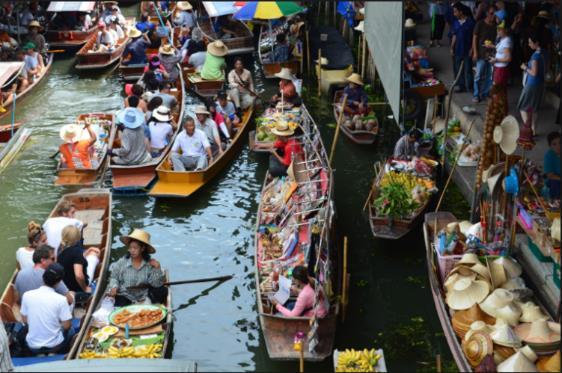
[0,322,13,372]
[107,257,165,303]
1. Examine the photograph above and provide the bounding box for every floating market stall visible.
[249,105,302,153]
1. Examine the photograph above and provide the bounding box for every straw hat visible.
[207,40,229,57]
[459,221,473,236]
[480,288,515,317]
[551,218,560,242]
[536,10,550,19]
[514,320,561,344]
[445,273,475,293]
[458,253,480,266]
[493,257,522,279]
[452,304,496,338]
[520,302,548,323]
[488,259,508,288]
[128,27,142,38]
[59,124,82,143]
[462,331,493,368]
[491,323,522,348]
[501,277,526,291]
[467,262,492,282]
[493,116,520,155]
[354,21,364,33]
[496,303,522,327]
[446,277,490,310]
[465,320,495,341]
[120,229,155,254]
[159,44,175,55]
[28,20,43,30]
[404,18,416,28]
[274,67,294,81]
[346,73,364,86]
[497,346,537,372]
[176,1,193,11]
[536,351,560,372]
[153,105,171,122]
[271,121,295,137]
[194,105,210,115]
[494,345,516,365]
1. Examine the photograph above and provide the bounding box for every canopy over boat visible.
[15,358,197,372]
[309,26,354,70]
[0,62,24,88]
[202,1,239,17]
[47,1,96,12]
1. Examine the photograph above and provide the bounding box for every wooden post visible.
[341,236,349,322]
[329,94,347,165]
[305,30,311,78]
[361,31,367,79]
[299,348,304,373]
[317,48,322,97]
[436,354,442,373]
[357,34,362,74]
[441,59,465,179]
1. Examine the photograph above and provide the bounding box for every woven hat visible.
[536,10,550,19]
[491,323,522,348]
[445,273,475,293]
[551,218,560,242]
[128,27,142,38]
[159,44,175,55]
[271,121,295,137]
[458,253,480,266]
[497,346,537,372]
[520,302,548,323]
[404,18,416,28]
[59,124,82,143]
[458,221,473,236]
[452,304,496,338]
[514,320,561,344]
[465,320,495,341]
[493,116,520,155]
[480,288,515,317]
[462,331,493,368]
[194,105,210,115]
[117,107,145,129]
[153,105,171,122]
[120,228,155,254]
[346,73,364,86]
[207,40,229,57]
[466,262,492,283]
[536,351,560,372]
[493,257,522,279]
[28,20,43,30]
[496,303,522,327]
[446,277,490,310]
[500,277,526,291]
[176,1,193,11]
[494,345,516,365]
[274,67,294,81]
[354,21,364,33]
[487,258,507,289]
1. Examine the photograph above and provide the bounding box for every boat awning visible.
[14,358,198,372]
[202,1,239,17]
[0,62,24,88]
[47,1,96,12]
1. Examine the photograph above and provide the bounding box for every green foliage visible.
[374,181,419,219]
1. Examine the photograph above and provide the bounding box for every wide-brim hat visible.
[177,1,193,11]
[405,18,416,28]
[536,351,560,372]
[465,320,495,341]
[28,20,43,30]
[153,105,171,122]
[445,273,476,293]
[346,73,364,86]
[520,302,548,323]
[493,116,520,155]
[354,21,364,33]
[491,323,522,348]
[497,346,537,372]
[493,257,522,279]
[488,258,507,289]
[117,107,145,129]
[452,304,496,338]
[120,228,155,254]
[514,320,561,344]
[59,124,82,143]
[207,40,229,57]
[194,105,210,115]
[480,288,515,317]
[536,10,550,19]
[496,303,522,327]
[462,331,493,368]
[458,253,480,266]
[500,277,527,291]
[128,27,142,38]
[271,122,295,137]
[274,67,294,81]
[159,43,175,55]
[446,277,490,310]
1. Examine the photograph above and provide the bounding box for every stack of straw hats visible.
[452,304,495,338]
[514,319,561,354]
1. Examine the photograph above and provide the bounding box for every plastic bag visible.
[92,296,115,325]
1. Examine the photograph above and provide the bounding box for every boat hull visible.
[333,90,377,145]
[0,122,23,143]
[45,27,98,49]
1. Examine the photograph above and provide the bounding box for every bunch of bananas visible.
[380,171,417,191]
[79,350,107,359]
[132,343,163,358]
[335,349,382,372]
[107,345,135,358]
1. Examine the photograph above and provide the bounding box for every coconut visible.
[354,119,364,131]
[344,119,353,129]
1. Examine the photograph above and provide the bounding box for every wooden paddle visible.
[126,274,233,290]
[47,50,66,53]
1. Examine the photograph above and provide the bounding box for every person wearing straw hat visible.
[342,73,370,116]
[255,121,302,178]
[109,108,152,165]
[147,105,175,157]
[106,229,167,307]
[170,117,212,171]
[194,105,224,155]
[24,20,46,56]
[201,40,229,81]
[173,2,197,29]
[122,27,151,65]
[158,44,181,82]
[58,121,97,170]
[270,67,300,107]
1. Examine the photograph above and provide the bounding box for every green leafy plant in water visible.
[373,180,419,219]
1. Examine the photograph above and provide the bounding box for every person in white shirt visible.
[489,21,512,88]
[171,117,212,171]
[110,6,126,26]
[173,2,197,28]
[109,19,125,41]
[148,105,175,157]
[95,22,116,52]
[42,201,84,258]
[21,263,74,355]
[16,221,46,270]
[194,105,223,155]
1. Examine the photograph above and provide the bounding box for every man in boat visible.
[170,117,212,171]
[108,18,125,41]
[20,263,75,355]
[216,91,239,132]
[22,42,44,83]
[24,20,46,57]
[158,44,181,82]
[101,1,118,25]
[227,57,256,111]
[255,122,302,178]
[200,40,228,81]
[58,121,97,171]
[393,127,423,160]
[188,41,206,70]
[109,5,126,27]
[42,201,84,257]
[107,229,167,307]
[95,21,116,52]
[109,107,153,165]
[173,1,197,29]
[273,33,290,63]
[153,81,178,110]
[341,73,370,116]
[122,27,151,65]
[194,105,224,155]
[15,245,74,306]
[270,68,301,107]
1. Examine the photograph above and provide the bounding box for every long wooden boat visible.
[45,1,99,49]
[109,65,185,193]
[16,357,196,372]
[55,113,115,186]
[333,90,378,145]
[258,28,301,79]
[255,106,339,361]
[1,188,112,367]
[0,122,23,143]
[196,5,253,56]
[149,105,254,197]
[0,127,31,172]
[184,71,224,99]
[0,54,54,122]
[118,46,159,82]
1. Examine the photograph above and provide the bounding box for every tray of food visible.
[109,305,167,330]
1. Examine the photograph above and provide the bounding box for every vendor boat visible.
[258,28,301,79]
[333,90,378,145]
[0,189,112,367]
[149,105,255,198]
[109,66,185,193]
[45,1,99,50]
[55,113,115,186]
[184,70,225,99]
[255,106,339,361]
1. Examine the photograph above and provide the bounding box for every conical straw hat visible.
[446,277,490,310]
[462,331,493,368]
[493,257,522,279]
[491,323,522,348]
[465,320,495,341]
[497,346,537,372]
[120,229,155,254]
[458,253,480,266]
[346,73,364,85]
[207,40,229,57]
[536,350,560,372]
[493,115,520,155]
[501,277,527,291]
[480,289,515,317]
[496,303,522,327]
[467,262,492,282]
[514,320,561,344]
[488,257,508,288]
[520,302,548,323]
[445,273,476,293]
[452,304,496,338]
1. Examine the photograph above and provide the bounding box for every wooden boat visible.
[1,188,112,367]
[0,127,31,172]
[0,54,54,122]
[149,105,255,197]
[55,113,115,186]
[45,1,99,49]
[258,28,301,79]
[332,90,378,145]
[0,122,23,143]
[184,71,224,99]
[109,66,185,193]
[118,47,159,82]
[75,19,135,70]
[15,357,197,372]
[254,106,339,361]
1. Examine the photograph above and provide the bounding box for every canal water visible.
[0,5,471,372]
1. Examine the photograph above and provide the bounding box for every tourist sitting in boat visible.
[146,96,163,122]
[207,101,231,144]
[43,201,83,257]
[148,105,175,157]
[24,20,46,56]
[182,27,205,60]
[393,127,423,160]
[141,71,160,101]
[95,21,116,52]
[59,121,97,171]
[255,122,302,178]
[153,81,178,110]
[216,91,240,131]
[270,68,301,107]
[135,13,155,34]
[188,42,207,70]
[16,221,46,270]
[107,229,167,307]
[109,107,152,165]
[20,263,74,355]
[101,1,118,25]
[195,105,223,155]
[270,266,328,318]
[124,84,148,112]
[108,18,125,41]
[57,225,99,298]
[170,117,212,171]
[122,27,151,65]
[76,12,93,32]
[158,44,181,82]
[544,131,560,199]
[0,322,12,371]
[227,57,256,111]
[200,40,228,81]
[173,1,196,29]
[145,55,169,82]
[15,245,74,305]
[22,42,44,83]
[109,4,126,27]
[342,73,370,116]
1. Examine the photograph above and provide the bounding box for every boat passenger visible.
[273,33,290,63]
[0,30,18,49]
[21,263,74,355]
[148,105,175,157]
[0,322,13,372]
[188,43,207,70]
[158,44,181,82]
[255,122,302,177]
[141,71,160,102]
[153,81,178,110]
[270,266,328,318]
[43,201,84,257]
[544,131,560,199]
[16,221,46,270]
[208,101,231,143]
[126,95,152,151]
[22,42,44,83]
[342,73,370,116]
[170,117,212,171]
[95,21,116,52]
[393,127,423,160]
[106,229,167,307]
[124,84,148,112]
[173,1,197,29]
[108,19,125,41]
[227,57,256,110]
[144,55,169,82]
[24,20,46,56]
[270,68,301,107]
[194,105,223,155]
[110,5,126,27]
[15,245,74,305]
[58,121,97,171]
[109,107,152,165]
[76,12,93,32]
[216,91,240,131]
[200,40,228,81]
[101,1,117,25]
[122,27,151,66]
[14,49,30,93]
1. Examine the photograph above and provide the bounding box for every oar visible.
[47,49,66,53]
[126,274,233,290]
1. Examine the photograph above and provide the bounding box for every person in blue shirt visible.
[544,132,560,200]
[135,13,155,33]
[342,73,369,116]
[273,33,290,63]
[450,2,475,92]
[122,28,151,65]
[517,34,545,135]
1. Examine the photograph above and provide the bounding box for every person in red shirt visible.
[270,68,301,107]
[59,123,97,169]
[256,122,302,177]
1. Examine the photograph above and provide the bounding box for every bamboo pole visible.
[363,162,380,211]
[436,354,442,373]
[329,94,347,165]
[299,348,304,373]
[341,236,349,322]
[317,48,322,97]
[361,30,367,79]
[441,59,465,179]
[357,33,362,74]
[306,30,311,78]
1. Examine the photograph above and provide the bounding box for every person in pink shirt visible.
[271,266,328,318]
